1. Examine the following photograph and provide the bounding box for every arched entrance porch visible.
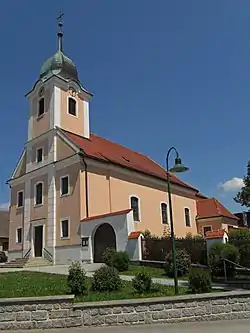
[93,223,116,263]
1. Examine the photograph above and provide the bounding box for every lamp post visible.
[166,147,189,295]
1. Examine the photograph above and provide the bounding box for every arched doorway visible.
[93,223,116,263]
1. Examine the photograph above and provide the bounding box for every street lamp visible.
[166,147,189,295]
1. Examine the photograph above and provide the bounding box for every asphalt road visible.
[9,319,250,333]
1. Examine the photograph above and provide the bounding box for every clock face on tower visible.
[69,87,76,97]
[39,87,44,97]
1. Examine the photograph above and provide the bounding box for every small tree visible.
[234,161,250,207]
[67,262,87,295]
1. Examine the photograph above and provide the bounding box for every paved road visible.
[7,320,250,333]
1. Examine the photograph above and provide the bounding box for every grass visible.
[0,271,187,302]
[122,264,188,280]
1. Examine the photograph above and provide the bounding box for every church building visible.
[7,19,238,265]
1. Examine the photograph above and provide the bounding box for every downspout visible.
[79,150,89,218]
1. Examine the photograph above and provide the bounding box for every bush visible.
[67,262,87,296]
[164,249,191,277]
[113,251,130,272]
[0,252,7,263]
[102,247,116,267]
[132,269,152,294]
[208,243,239,277]
[92,266,122,292]
[188,267,212,294]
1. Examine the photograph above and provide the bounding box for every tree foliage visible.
[234,161,250,207]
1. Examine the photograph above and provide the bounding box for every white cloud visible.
[0,202,9,210]
[219,177,244,192]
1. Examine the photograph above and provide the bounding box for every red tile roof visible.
[81,209,132,222]
[196,198,238,220]
[128,231,142,239]
[62,129,198,191]
[205,229,227,239]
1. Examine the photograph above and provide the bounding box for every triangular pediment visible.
[11,150,26,179]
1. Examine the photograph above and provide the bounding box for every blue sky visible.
[0,0,249,212]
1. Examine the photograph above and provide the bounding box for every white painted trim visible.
[34,181,44,206]
[54,86,61,128]
[160,201,168,225]
[83,100,90,139]
[60,174,70,197]
[16,227,22,244]
[16,190,24,208]
[60,217,70,239]
[36,146,44,164]
[202,225,212,237]
[8,154,80,187]
[56,128,81,152]
[129,195,141,222]
[184,207,191,227]
[26,129,55,146]
[11,150,26,179]
[67,96,78,117]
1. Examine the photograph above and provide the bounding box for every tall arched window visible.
[161,203,168,224]
[185,208,191,227]
[130,196,140,221]
[35,182,43,205]
[38,98,45,117]
[68,97,77,116]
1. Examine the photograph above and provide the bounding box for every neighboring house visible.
[196,197,239,236]
[234,211,250,228]
[0,211,9,252]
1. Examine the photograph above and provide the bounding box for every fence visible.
[141,237,207,265]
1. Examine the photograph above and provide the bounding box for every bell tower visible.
[26,14,93,142]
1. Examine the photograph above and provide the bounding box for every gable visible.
[12,150,26,179]
[56,132,79,161]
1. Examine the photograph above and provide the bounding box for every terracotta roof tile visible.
[196,197,238,220]
[62,130,198,191]
[205,229,227,239]
[81,209,132,222]
[128,231,142,239]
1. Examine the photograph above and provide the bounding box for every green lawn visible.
[122,265,188,280]
[0,271,187,302]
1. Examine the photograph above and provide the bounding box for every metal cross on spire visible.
[57,12,64,52]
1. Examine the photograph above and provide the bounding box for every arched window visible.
[161,203,168,224]
[185,208,191,227]
[130,196,140,221]
[38,98,45,117]
[68,97,77,116]
[35,182,43,205]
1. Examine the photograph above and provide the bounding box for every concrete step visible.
[25,257,52,267]
[3,257,29,268]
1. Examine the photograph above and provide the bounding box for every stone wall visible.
[1,291,250,330]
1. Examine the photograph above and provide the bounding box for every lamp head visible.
[169,156,189,173]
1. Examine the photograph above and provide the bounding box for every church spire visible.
[57,12,64,52]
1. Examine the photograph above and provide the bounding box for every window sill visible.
[37,113,45,120]
[34,203,44,208]
[60,193,70,198]
[16,206,23,210]
[67,112,78,118]
[60,237,70,240]
[16,242,22,244]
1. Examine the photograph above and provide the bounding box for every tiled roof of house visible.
[205,229,227,239]
[81,209,132,222]
[196,197,238,220]
[0,211,9,238]
[62,130,198,192]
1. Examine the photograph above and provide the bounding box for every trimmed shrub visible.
[92,266,122,292]
[113,251,130,272]
[208,243,239,278]
[102,247,116,267]
[188,267,212,294]
[67,261,87,296]
[132,269,152,294]
[164,249,191,277]
[0,252,7,263]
